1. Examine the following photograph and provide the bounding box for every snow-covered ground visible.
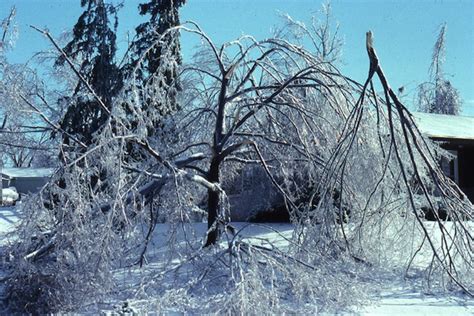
[0,205,20,243]
[363,293,473,315]
[0,206,473,314]
[0,205,21,309]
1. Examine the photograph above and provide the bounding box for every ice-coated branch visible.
[29,25,110,116]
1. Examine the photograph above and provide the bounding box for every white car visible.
[2,187,20,205]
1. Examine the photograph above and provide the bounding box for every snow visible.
[363,294,474,315]
[0,209,473,314]
[0,205,19,241]
[105,222,474,315]
[1,168,55,179]
[0,205,19,311]
[412,112,474,140]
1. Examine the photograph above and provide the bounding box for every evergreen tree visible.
[127,0,186,132]
[56,0,122,147]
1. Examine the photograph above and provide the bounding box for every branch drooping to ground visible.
[2,19,473,314]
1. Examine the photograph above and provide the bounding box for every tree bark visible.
[204,157,220,246]
[0,156,3,206]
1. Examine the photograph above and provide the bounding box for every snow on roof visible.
[1,168,55,179]
[412,112,474,141]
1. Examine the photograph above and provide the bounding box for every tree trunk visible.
[204,157,220,246]
[0,156,3,206]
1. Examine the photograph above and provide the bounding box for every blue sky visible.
[2,0,473,115]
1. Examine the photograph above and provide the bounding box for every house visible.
[1,168,55,195]
[412,112,474,203]
[227,112,474,222]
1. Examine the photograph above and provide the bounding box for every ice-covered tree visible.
[132,0,186,77]
[55,0,122,150]
[0,7,57,167]
[123,0,186,135]
[274,1,343,64]
[417,23,461,115]
[3,12,473,315]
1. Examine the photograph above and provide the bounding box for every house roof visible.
[1,168,55,179]
[412,112,474,141]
